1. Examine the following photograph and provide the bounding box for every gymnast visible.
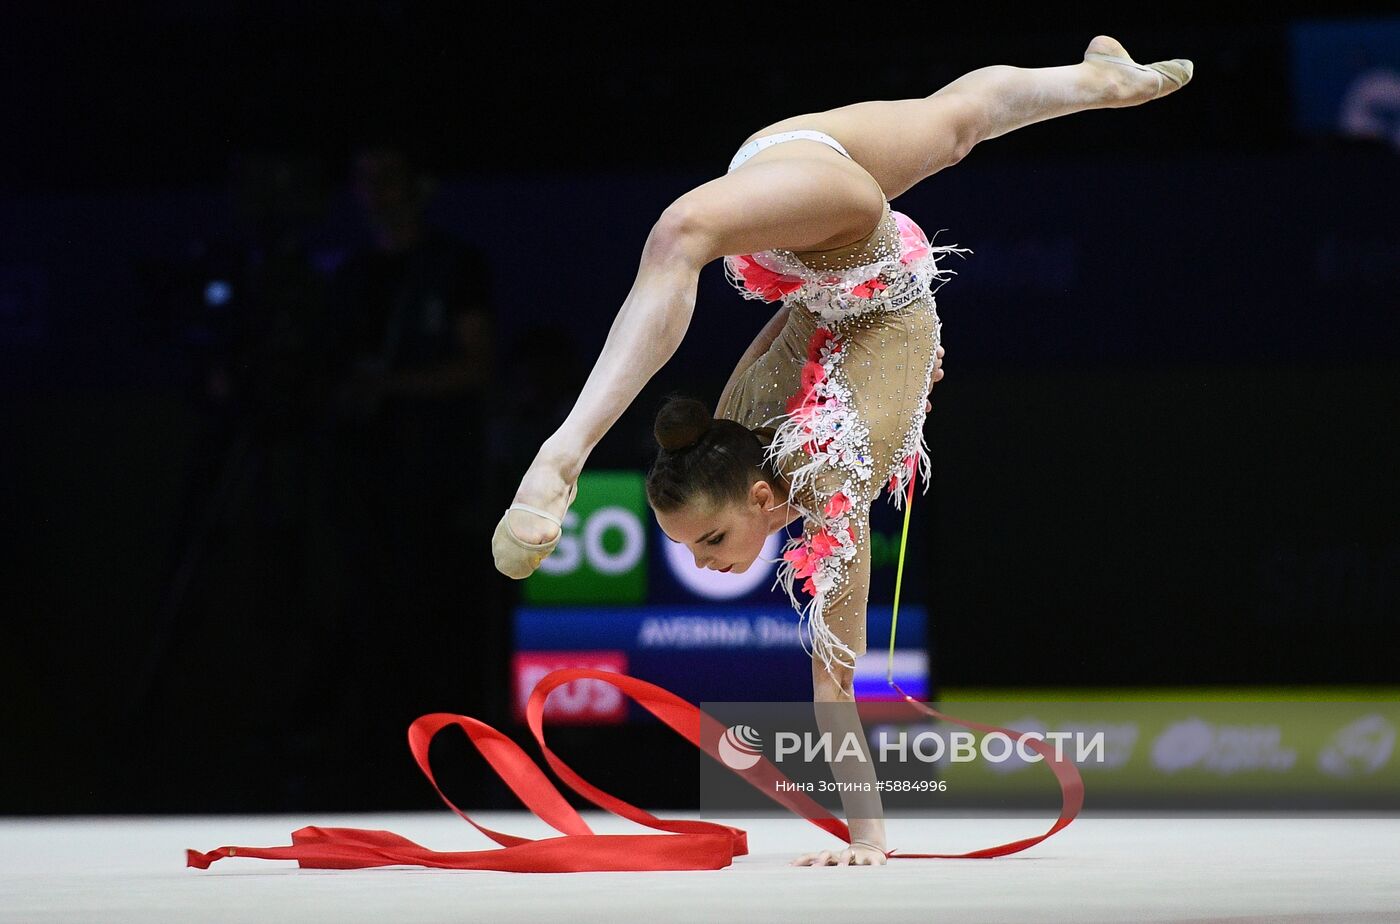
[492,35,1191,866]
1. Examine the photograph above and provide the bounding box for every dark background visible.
[3,2,1397,815]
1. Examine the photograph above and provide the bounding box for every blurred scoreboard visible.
[511,470,930,724]
[1290,17,1400,146]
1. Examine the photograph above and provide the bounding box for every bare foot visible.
[1082,34,1191,107]
[790,843,888,866]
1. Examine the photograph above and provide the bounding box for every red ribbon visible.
[187,668,1083,872]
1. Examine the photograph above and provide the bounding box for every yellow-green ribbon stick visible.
[886,470,917,692]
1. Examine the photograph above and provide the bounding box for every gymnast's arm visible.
[804,503,887,855]
[715,304,790,415]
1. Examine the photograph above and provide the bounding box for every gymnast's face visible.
[655,481,789,574]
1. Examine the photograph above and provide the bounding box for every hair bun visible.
[653,395,715,453]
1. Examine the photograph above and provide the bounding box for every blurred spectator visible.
[327,147,494,411]
[314,145,501,804]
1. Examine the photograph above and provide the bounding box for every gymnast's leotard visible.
[718,130,971,690]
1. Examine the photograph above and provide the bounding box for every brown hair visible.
[646,394,784,514]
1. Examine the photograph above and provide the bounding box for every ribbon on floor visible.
[187,669,1082,871]
[188,456,1082,872]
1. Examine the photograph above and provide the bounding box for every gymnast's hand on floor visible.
[791,842,889,866]
[925,344,945,413]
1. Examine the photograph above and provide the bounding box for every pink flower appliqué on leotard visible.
[851,278,889,298]
[894,212,932,264]
[728,254,805,301]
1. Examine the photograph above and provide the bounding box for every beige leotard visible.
[717,131,971,689]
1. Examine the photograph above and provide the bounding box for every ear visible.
[751,479,773,510]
